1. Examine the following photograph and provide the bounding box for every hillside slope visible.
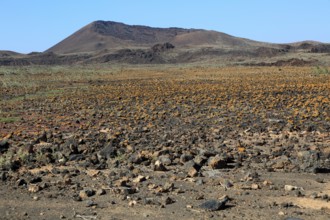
[46,21,272,54]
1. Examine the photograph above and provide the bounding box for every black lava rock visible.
[199,196,229,211]
[0,139,9,153]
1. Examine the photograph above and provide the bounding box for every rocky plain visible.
[0,65,330,220]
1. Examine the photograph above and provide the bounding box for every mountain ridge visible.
[46,20,277,54]
[1,20,330,66]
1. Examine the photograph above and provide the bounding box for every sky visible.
[0,0,329,53]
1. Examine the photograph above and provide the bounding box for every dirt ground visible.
[1,170,330,220]
[0,66,330,220]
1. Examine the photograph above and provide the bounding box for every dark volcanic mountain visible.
[1,20,330,66]
[46,20,270,54]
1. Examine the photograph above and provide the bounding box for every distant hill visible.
[1,21,330,66]
[0,50,23,58]
[46,21,273,54]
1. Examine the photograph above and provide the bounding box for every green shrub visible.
[313,66,330,75]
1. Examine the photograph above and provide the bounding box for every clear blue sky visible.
[0,0,329,53]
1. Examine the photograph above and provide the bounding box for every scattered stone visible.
[28,184,41,193]
[295,190,304,197]
[185,161,201,177]
[79,189,96,199]
[180,154,194,163]
[297,151,312,160]
[62,138,78,154]
[199,195,229,211]
[69,154,85,161]
[126,144,134,153]
[188,166,199,177]
[163,182,174,192]
[143,198,161,206]
[269,185,278,190]
[243,171,259,181]
[251,183,260,190]
[112,187,137,195]
[174,188,185,194]
[29,176,42,184]
[154,160,167,171]
[163,196,175,205]
[196,179,204,186]
[133,175,146,183]
[263,180,272,186]
[221,179,233,189]
[272,156,291,169]
[194,155,208,167]
[72,194,82,202]
[128,153,144,164]
[63,176,72,185]
[97,143,116,160]
[240,185,253,190]
[129,200,137,207]
[158,155,172,166]
[86,200,97,207]
[51,168,61,175]
[0,171,8,181]
[58,158,67,164]
[195,194,205,200]
[0,139,9,153]
[312,167,330,174]
[9,160,21,171]
[96,188,106,196]
[281,202,294,208]
[3,70,330,220]
[208,156,227,169]
[321,194,329,201]
[284,185,304,191]
[309,192,318,199]
[114,178,129,187]
[321,147,330,159]
[278,211,285,216]
[22,212,28,217]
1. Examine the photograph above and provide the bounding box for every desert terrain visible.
[0,65,330,220]
[1,21,330,220]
